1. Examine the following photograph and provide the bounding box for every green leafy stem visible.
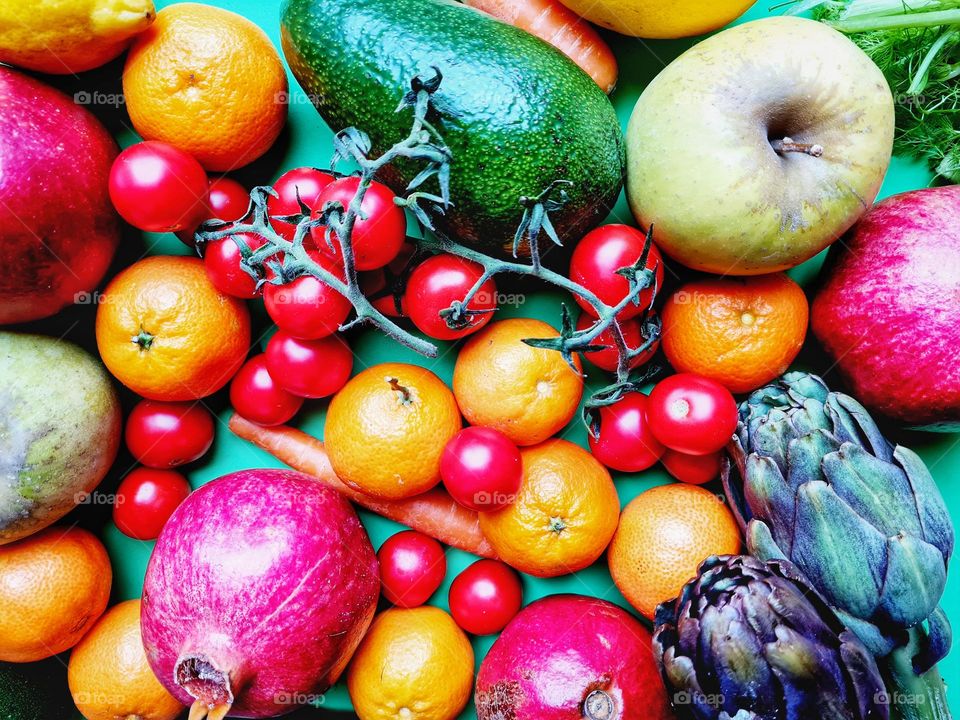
[195,69,661,389]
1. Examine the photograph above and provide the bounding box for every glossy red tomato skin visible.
[177,177,250,244]
[576,313,660,373]
[588,392,666,473]
[109,141,209,233]
[440,427,522,511]
[113,467,192,540]
[449,559,523,635]
[204,233,270,299]
[570,224,665,320]
[125,400,216,469]
[265,331,353,399]
[647,373,739,456]
[377,531,447,608]
[311,177,406,271]
[229,354,304,427]
[263,251,352,339]
[404,255,497,340]
[662,449,723,485]
[268,167,335,240]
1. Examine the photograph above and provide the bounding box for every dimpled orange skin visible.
[122,3,288,171]
[347,606,474,720]
[479,439,620,578]
[0,527,112,662]
[661,272,809,394]
[68,600,184,720]
[325,363,462,500]
[608,484,742,620]
[453,318,583,446]
[95,256,251,401]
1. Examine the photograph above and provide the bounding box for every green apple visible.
[626,16,894,275]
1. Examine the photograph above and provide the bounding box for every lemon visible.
[555,0,755,38]
[347,607,475,720]
[0,0,154,74]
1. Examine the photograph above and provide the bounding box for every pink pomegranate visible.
[141,469,379,718]
[813,185,960,429]
[475,594,673,720]
[0,66,119,324]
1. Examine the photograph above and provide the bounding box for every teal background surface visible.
[35,0,956,717]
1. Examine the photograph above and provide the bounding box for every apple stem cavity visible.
[176,653,235,712]
[771,136,824,158]
[583,689,615,720]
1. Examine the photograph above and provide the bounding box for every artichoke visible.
[722,372,953,666]
[654,554,889,720]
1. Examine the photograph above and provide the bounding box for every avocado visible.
[0,659,74,720]
[280,0,624,255]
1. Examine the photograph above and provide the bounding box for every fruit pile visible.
[0,0,958,719]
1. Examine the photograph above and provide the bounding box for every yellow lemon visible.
[347,607,474,720]
[556,0,754,38]
[0,0,154,74]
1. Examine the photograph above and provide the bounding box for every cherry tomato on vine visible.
[109,141,209,233]
[268,167,336,240]
[377,530,447,608]
[229,354,304,427]
[404,255,497,340]
[662,449,723,485]
[440,427,522,511]
[647,373,738,455]
[178,177,251,244]
[576,313,660,373]
[204,233,271,299]
[265,330,353,399]
[587,392,665,473]
[570,224,664,320]
[448,559,523,635]
[263,251,352,339]
[125,400,215,469]
[113,467,192,540]
[359,242,416,318]
[311,176,406,271]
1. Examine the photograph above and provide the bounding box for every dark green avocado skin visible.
[280,0,625,254]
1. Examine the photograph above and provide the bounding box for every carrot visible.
[463,0,618,93]
[229,414,497,558]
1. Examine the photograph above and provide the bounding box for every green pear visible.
[0,333,120,544]
[626,16,894,275]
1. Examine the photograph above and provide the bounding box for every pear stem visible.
[772,137,824,157]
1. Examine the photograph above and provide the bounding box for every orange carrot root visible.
[229,414,497,558]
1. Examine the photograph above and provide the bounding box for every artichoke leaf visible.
[746,519,789,565]
[791,480,887,619]
[707,609,778,716]
[784,429,836,488]
[895,445,955,558]
[914,606,953,673]
[751,410,794,473]
[837,630,891,720]
[835,607,898,658]
[828,393,893,463]
[879,533,947,628]
[765,624,852,720]
[822,443,921,539]
[744,455,797,554]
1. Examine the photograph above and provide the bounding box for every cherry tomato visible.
[576,313,660,373]
[311,177,406,271]
[662,449,723,485]
[113,467,192,540]
[263,251,352,339]
[647,373,738,456]
[377,531,447,608]
[569,224,665,320]
[125,400,216,469]
[404,255,497,340]
[448,559,523,635]
[109,141,209,233]
[265,330,353,399]
[229,354,304,426]
[268,167,336,240]
[588,392,665,473]
[440,427,522,511]
[177,177,251,244]
[204,233,271,299]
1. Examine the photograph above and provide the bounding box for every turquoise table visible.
[43,0,956,717]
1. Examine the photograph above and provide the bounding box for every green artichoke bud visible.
[654,554,889,720]
[722,372,954,670]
